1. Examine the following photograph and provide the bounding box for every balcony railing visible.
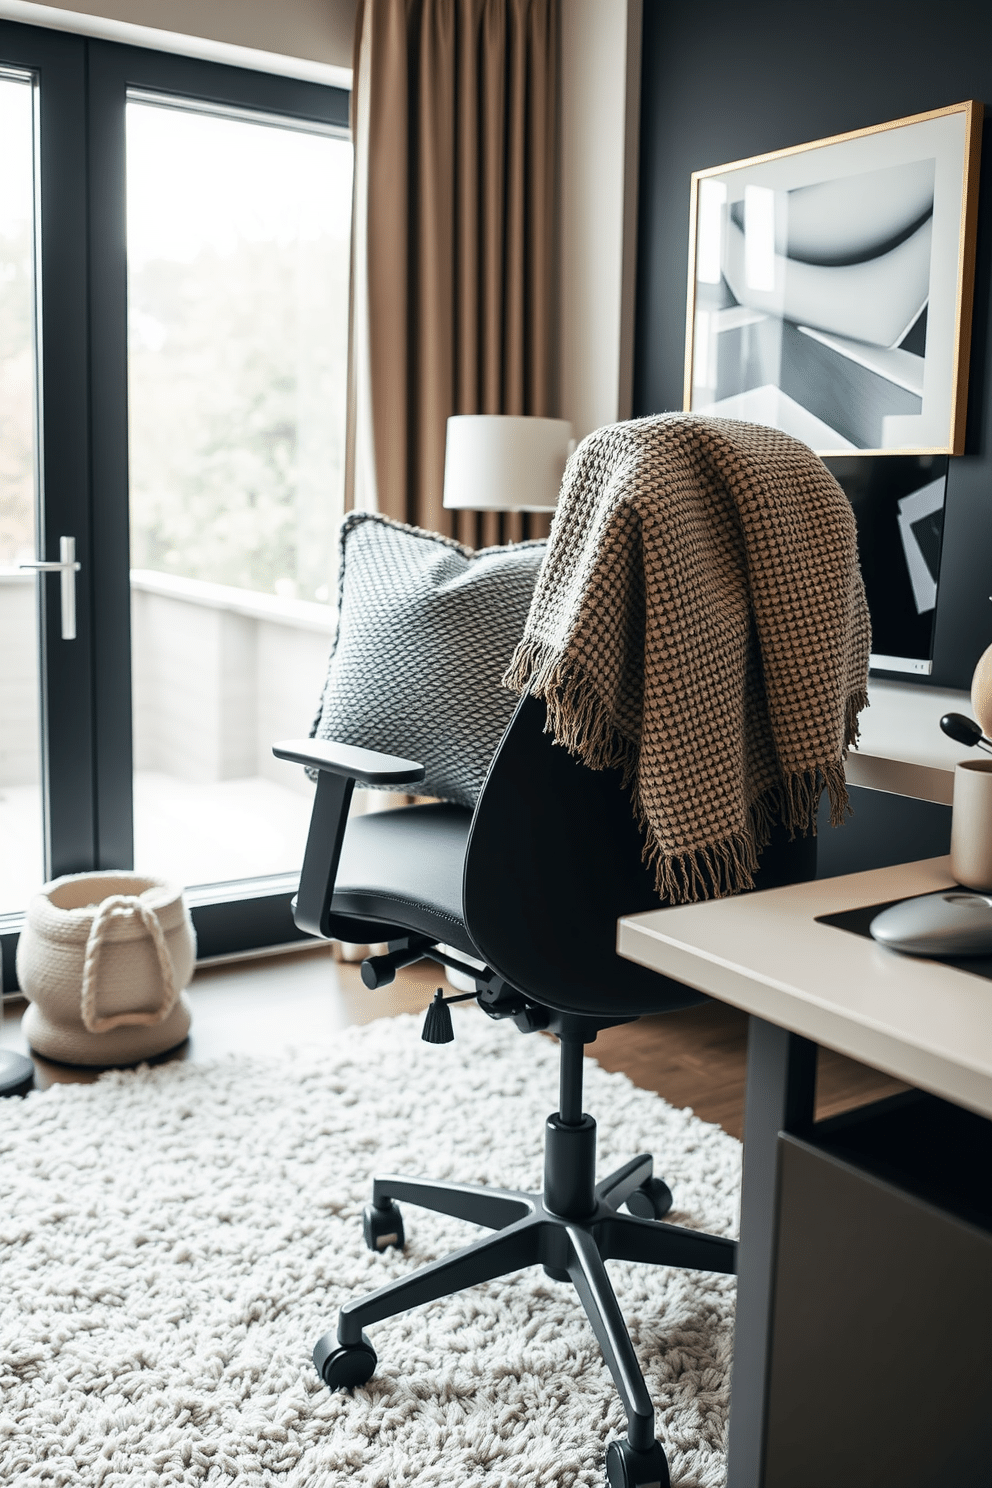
[0,568,335,908]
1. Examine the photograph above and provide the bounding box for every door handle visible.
[20,536,82,640]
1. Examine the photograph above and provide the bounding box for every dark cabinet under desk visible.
[762,1093,992,1488]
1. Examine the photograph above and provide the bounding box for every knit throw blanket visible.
[504,416,871,904]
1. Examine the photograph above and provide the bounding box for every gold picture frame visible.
[683,101,983,456]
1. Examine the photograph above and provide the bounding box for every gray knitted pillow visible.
[311,513,547,807]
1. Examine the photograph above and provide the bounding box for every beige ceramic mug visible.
[950,759,992,891]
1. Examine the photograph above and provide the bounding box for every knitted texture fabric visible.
[504,415,871,903]
[16,872,195,1066]
[312,513,546,807]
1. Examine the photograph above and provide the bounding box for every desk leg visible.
[726,1017,816,1488]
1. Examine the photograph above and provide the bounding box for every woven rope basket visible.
[16,872,195,1066]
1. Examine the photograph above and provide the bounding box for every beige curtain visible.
[347,0,561,547]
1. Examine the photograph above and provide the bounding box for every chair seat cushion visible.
[332,803,479,957]
[312,513,546,808]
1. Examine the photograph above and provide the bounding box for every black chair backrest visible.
[464,694,816,1018]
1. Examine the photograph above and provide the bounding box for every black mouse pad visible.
[816,896,992,982]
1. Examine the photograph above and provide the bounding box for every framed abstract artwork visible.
[683,101,983,455]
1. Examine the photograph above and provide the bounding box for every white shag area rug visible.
[0,1013,741,1487]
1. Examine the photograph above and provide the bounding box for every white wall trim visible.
[0,0,352,89]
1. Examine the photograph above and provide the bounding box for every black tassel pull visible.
[421,987,477,1044]
[422,988,454,1044]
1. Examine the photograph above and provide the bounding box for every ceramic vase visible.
[971,641,992,739]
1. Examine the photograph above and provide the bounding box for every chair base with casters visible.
[274,697,814,1487]
[313,1011,735,1488]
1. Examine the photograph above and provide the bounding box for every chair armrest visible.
[274,737,425,939]
[272,738,426,787]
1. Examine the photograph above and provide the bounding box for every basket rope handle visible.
[80,894,180,1033]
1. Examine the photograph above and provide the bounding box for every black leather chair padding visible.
[463,696,816,1018]
[325,695,815,1018]
[331,802,479,959]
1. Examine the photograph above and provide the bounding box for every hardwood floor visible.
[0,945,436,1090]
[592,1001,907,1140]
[1,946,905,1138]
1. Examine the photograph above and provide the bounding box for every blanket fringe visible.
[506,640,863,903]
[504,640,638,785]
[845,687,868,751]
[747,786,780,852]
[646,830,762,905]
[821,760,851,829]
[645,765,850,905]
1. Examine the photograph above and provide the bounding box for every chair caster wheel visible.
[605,1437,670,1487]
[313,1330,377,1391]
[625,1177,674,1221]
[363,1200,405,1251]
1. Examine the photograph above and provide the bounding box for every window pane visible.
[126,97,351,888]
[0,71,43,913]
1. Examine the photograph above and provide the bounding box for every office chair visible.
[274,695,815,1488]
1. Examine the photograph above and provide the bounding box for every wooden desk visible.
[618,857,992,1488]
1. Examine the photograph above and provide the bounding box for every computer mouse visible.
[869,891,992,957]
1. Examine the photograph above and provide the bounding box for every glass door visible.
[124,93,351,889]
[85,41,351,956]
[0,23,350,982]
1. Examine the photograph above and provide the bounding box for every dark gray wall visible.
[633,0,992,692]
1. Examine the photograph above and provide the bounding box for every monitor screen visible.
[824,455,947,676]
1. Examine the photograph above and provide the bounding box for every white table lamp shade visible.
[442,415,574,512]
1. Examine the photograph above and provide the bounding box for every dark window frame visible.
[0,22,350,986]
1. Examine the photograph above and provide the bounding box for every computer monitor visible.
[824,455,947,677]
